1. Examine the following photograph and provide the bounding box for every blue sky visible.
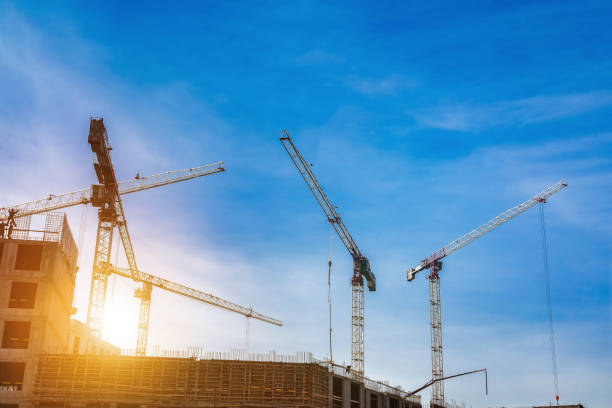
[1,1,610,407]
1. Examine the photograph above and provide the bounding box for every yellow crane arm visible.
[105,263,283,327]
[0,162,225,220]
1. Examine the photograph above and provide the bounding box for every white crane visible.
[280,130,375,377]
[406,180,567,408]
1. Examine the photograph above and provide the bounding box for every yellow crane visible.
[2,117,281,355]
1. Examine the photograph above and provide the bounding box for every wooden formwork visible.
[33,354,329,407]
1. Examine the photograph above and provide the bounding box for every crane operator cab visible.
[359,257,376,291]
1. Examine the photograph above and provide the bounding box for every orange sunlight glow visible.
[101,277,140,351]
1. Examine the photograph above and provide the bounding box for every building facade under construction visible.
[32,353,422,408]
[0,214,119,407]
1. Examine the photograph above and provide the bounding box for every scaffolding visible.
[33,354,329,407]
[32,354,422,407]
[4,212,78,267]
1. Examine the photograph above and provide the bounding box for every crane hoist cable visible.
[328,224,334,362]
[110,235,120,299]
[72,203,89,313]
[245,316,250,352]
[539,203,560,403]
[76,203,88,267]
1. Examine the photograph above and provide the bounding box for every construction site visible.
[0,118,570,408]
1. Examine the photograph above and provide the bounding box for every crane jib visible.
[0,164,225,221]
[280,131,376,292]
[405,179,568,282]
[106,263,283,327]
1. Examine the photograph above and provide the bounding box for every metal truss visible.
[0,163,225,221]
[107,263,283,326]
[134,283,152,357]
[429,270,444,407]
[407,179,568,280]
[350,275,365,377]
[86,212,115,338]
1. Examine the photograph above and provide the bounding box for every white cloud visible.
[296,49,344,65]
[411,91,612,131]
[348,74,418,95]
[439,134,612,234]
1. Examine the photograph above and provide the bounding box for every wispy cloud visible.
[411,91,612,131]
[296,49,344,65]
[348,74,417,95]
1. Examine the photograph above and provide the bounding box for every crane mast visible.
[280,130,375,377]
[406,180,567,408]
[87,118,149,353]
[87,118,227,356]
[105,263,283,326]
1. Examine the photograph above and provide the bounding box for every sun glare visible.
[102,281,140,350]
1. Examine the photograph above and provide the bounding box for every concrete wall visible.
[332,375,421,408]
[68,319,120,356]
[0,238,77,407]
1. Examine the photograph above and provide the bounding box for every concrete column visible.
[328,372,333,408]
[342,378,351,408]
[364,389,370,408]
[360,382,365,408]
[381,394,390,408]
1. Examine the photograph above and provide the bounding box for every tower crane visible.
[87,117,151,354]
[2,117,225,356]
[405,180,567,408]
[280,130,375,377]
[104,262,283,326]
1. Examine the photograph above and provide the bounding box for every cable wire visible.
[76,204,88,267]
[539,203,559,403]
[328,225,334,362]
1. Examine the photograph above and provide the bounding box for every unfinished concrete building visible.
[0,213,118,408]
[31,353,422,408]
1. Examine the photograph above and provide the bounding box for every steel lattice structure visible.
[350,280,364,374]
[428,265,444,407]
[88,209,115,338]
[407,179,568,280]
[87,118,150,355]
[107,263,283,326]
[0,163,225,221]
[280,130,375,377]
[405,179,567,407]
